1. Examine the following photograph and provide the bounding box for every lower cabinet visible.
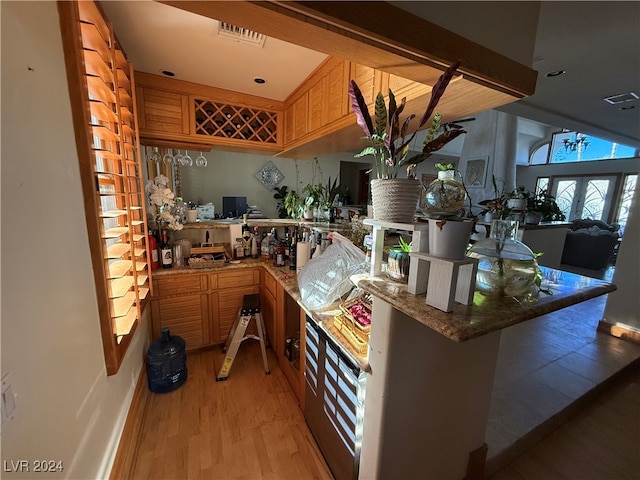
[151,268,260,350]
[151,293,210,348]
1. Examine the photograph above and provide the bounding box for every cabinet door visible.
[261,286,277,350]
[217,285,261,342]
[137,87,190,136]
[151,294,209,349]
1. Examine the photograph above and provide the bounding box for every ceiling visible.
[102,1,640,150]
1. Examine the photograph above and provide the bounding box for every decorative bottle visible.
[424,169,466,216]
[466,220,538,297]
[160,230,173,269]
[242,214,252,257]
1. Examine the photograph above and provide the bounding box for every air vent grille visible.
[217,22,266,47]
[603,92,639,105]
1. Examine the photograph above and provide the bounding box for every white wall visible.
[604,187,640,330]
[1,3,150,478]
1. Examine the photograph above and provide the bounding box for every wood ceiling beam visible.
[158,0,537,100]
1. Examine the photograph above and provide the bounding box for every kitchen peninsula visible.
[150,229,615,479]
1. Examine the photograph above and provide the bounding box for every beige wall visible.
[1,3,150,478]
[177,152,349,218]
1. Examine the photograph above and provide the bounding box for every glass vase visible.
[466,220,538,297]
[424,170,466,216]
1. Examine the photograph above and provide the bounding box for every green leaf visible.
[374,92,388,137]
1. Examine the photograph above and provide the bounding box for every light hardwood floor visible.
[130,291,639,479]
[131,344,332,479]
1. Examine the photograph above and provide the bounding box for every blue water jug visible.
[147,328,187,393]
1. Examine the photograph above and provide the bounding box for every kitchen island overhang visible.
[354,268,616,479]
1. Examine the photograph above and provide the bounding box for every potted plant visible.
[272,185,290,219]
[387,236,412,282]
[526,189,566,223]
[478,175,511,221]
[349,61,466,223]
[284,190,314,220]
[507,186,531,211]
[186,201,198,223]
[422,163,475,260]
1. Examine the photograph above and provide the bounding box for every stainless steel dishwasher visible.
[304,316,366,480]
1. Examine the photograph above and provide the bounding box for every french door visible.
[550,175,618,222]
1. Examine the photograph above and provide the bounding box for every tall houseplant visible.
[349,61,466,223]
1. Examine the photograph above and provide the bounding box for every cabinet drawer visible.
[217,268,259,289]
[155,274,206,297]
[264,270,277,297]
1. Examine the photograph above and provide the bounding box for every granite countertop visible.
[354,268,616,343]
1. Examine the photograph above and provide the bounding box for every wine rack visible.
[60,0,152,374]
[194,99,278,144]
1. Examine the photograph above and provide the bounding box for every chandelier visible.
[563,132,590,153]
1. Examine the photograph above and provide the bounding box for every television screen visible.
[222,196,248,218]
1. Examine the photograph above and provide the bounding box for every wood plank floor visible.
[130,277,640,479]
[131,345,332,479]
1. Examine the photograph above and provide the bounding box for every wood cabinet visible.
[59,0,152,375]
[135,72,283,152]
[261,268,305,406]
[151,268,260,349]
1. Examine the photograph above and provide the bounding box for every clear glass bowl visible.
[424,170,466,216]
[467,220,538,297]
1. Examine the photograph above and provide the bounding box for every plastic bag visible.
[298,232,368,311]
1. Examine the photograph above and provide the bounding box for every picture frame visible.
[464,157,488,188]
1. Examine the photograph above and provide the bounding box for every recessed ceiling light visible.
[161,70,175,77]
[545,70,566,78]
[254,77,266,84]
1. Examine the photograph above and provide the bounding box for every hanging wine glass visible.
[162,148,174,165]
[147,146,161,164]
[182,150,193,167]
[195,151,208,167]
[173,150,184,166]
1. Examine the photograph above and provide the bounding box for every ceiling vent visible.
[217,22,266,47]
[603,92,639,105]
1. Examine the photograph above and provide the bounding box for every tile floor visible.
[484,270,640,475]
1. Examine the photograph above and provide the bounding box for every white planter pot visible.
[428,219,473,260]
[187,210,198,223]
[507,198,527,211]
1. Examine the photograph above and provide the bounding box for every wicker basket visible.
[371,178,422,223]
[333,314,369,354]
[339,297,372,334]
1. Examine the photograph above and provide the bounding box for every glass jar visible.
[387,249,410,282]
[466,220,538,297]
[424,170,466,216]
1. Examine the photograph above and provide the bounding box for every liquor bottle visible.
[289,231,297,270]
[261,233,272,260]
[251,226,259,259]
[234,238,244,259]
[242,214,252,257]
[149,229,159,271]
[283,226,291,258]
[274,240,286,267]
[160,230,173,269]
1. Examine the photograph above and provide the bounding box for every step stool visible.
[216,293,270,381]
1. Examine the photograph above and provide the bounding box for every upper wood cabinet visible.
[135,72,284,153]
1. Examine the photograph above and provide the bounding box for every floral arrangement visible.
[145,174,184,230]
[348,61,467,179]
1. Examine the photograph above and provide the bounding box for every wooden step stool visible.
[216,294,270,381]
